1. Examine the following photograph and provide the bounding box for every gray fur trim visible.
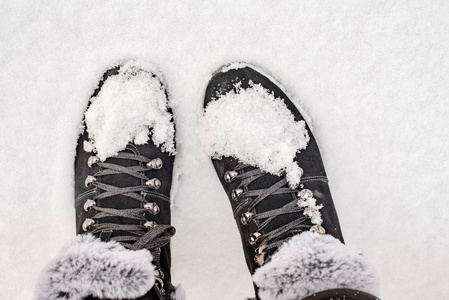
[171,283,186,300]
[34,234,155,300]
[252,232,380,300]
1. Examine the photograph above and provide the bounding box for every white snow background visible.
[1,1,448,299]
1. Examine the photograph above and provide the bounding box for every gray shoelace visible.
[84,152,175,265]
[232,164,313,258]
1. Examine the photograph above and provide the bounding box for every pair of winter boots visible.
[35,60,380,300]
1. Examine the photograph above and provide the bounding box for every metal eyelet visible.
[224,170,238,183]
[254,243,267,266]
[82,218,95,231]
[87,156,100,168]
[145,178,161,190]
[254,253,265,266]
[310,224,326,234]
[241,212,254,225]
[248,232,262,245]
[84,175,97,187]
[231,189,243,201]
[254,248,267,266]
[155,277,165,296]
[143,221,157,228]
[154,267,165,295]
[297,189,313,200]
[155,277,164,286]
[155,268,164,279]
[298,167,304,178]
[83,199,96,211]
[146,158,163,170]
[144,202,160,215]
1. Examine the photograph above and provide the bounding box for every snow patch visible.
[200,82,309,188]
[298,196,323,226]
[84,59,175,160]
[83,140,94,153]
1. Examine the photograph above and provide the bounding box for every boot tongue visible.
[248,171,312,257]
[97,147,143,227]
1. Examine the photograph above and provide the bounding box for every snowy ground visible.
[1,1,448,299]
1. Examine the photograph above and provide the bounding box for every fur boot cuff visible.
[34,234,155,300]
[252,232,380,300]
[171,284,186,300]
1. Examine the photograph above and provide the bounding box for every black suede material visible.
[204,65,344,279]
[75,65,175,300]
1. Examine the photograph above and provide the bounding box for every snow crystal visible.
[84,59,175,160]
[83,140,94,153]
[298,197,323,225]
[199,82,309,188]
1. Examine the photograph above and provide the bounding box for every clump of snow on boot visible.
[84,59,175,160]
[200,82,309,188]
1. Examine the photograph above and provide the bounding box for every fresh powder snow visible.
[84,59,175,160]
[200,81,309,188]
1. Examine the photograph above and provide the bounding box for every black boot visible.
[35,60,181,300]
[201,63,379,300]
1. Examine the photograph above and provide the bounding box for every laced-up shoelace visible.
[78,151,176,269]
[226,164,325,265]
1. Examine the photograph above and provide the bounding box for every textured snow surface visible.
[84,59,175,160]
[200,82,309,188]
[1,1,449,300]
